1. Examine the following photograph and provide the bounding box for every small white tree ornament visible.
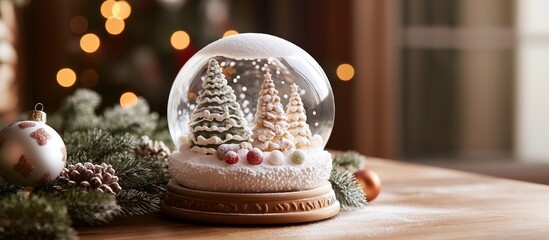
[286,83,312,149]
[251,72,292,151]
[188,59,251,154]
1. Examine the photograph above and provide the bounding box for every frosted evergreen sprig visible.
[116,189,161,217]
[48,88,170,143]
[59,189,121,226]
[332,150,366,172]
[109,153,169,195]
[0,194,77,240]
[64,129,137,164]
[102,98,159,137]
[0,180,22,198]
[54,88,101,132]
[329,165,367,210]
[63,128,168,214]
[0,88,171,232]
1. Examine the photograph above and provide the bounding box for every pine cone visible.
[54,162,122,195]
[135,136,171,161]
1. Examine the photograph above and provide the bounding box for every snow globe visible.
[162,33,339,224]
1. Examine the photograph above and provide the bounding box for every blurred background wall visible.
[1,0,549,183]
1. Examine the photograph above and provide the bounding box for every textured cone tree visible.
[252,72,292,151]
[189,59,251,154]
[286,83,312,148]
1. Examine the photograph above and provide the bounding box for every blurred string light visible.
[120,92,138,108]
[223,30,238,38]
[101,0,131,35]
[70,16,88,34]
[171,30,190,50]
[105,17,125,35]
[101,0,116,18]
[336,63,355,81]
[101,0,131,19]
[57,68,76,87]
[80,33,100,53]
[63,1,132,89]
[112,1,131,19]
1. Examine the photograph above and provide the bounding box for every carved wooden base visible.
[161,180,340,224]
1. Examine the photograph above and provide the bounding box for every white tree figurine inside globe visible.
[163,33,339,224]
[168,33,334,151]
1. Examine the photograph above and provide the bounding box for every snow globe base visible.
[160,180,340,224]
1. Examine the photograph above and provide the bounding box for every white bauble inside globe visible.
[167,33,334,150]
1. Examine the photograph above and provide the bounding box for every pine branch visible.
[116,189,161,217]
[55,89,101,132]
[0,88,172,230]
[0,180,22,198]
[101,99,159,137]
[30,179,58,195]
[151,118,174,149]
[332,151,366,172]
[58,189,121,226]
[64,129,136,164]
[329,166,367,210]
[106,154,168,195]
[63,127,168,217]
[0,194,77,240]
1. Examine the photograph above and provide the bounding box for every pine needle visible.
[102,99,159,137]
[0,88,172,227]
[151,118,174,149]
[332,150,366,172]
[104,153,168,193]
[329,166,367,210]
[58,189,121,226]
[116,189,161,217]
[56,88,101,132]
[64,129,136,164]
[0,180,22,198]
[0,194,77,240]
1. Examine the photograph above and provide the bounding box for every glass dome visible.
[167,33,334,149]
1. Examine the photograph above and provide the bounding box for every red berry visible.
[247,148,263,165]
[224,151,239,165]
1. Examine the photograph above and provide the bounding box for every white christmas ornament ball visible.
[0,121,66,187]
[267,150,285,166]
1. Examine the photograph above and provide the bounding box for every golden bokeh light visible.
[80,69,99,88]
[102,0,131,20]
[57,68,77,87]
[70,16,88,34]
[336,63,355,81]
[105,17,125,35]
[113,1,131,20]
[170,30,190,50]
[80,33,100,53]
[120,92,138,108]
[223,30,239,38]
[112,1,120,17]
[101,0,116,18]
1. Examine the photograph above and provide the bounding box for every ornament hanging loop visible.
[28,103,47,122]
[35,103,44,111]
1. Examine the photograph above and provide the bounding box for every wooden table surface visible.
[77,158,549,239]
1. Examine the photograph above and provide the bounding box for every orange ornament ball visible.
[354,169,381,202]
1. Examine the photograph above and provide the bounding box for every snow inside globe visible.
[167,33,335,193]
